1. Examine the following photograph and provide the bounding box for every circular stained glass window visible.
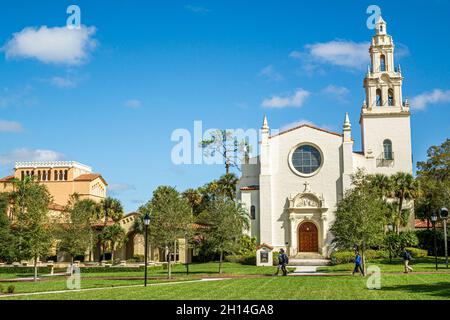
[291,145,322,175]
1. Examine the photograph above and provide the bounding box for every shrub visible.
[330,249,390,265]
[405,247,427,258]
[416,229,449,256]
[272,251,279,266]
[237,236,257,256]
[224,255,243,264]
[242,254,256,265]
[0,284,3,294]
[6,285,15,294]
[330,251,354,264]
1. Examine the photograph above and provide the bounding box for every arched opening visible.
[383,139,393,160]
[376,89,382,106]
[54,171,58,181]
[388,89,394,106]
[298,222,318,253]
[380,55,386,72]
[64,170,68,181]
[59,170,64,181]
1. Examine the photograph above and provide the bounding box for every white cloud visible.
[322,85,350,102]
[411,89,450,111]
[3,25,97,65]
[259,65,283,82]
[109,183,136,192]
[0,85,37,108]
[0,120,23,133]
[124,99,142,108]
[0,148,65,166]
[305,40,370,70]
[262,89,310,108]
[48,76,77,88]
[290,40,410,72]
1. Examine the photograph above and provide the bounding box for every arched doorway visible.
[298,222,318,253]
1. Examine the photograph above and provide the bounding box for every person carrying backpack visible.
[275,249,289,276]
[352,251,365,276]
[402,248,413,273]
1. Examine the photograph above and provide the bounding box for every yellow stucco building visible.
[0,160,190,264]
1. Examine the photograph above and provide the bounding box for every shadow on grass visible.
[381,282,450,299]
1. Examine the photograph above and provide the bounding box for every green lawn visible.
[0,261,449,300]
[318,257,450,274]
[3,274,449,300]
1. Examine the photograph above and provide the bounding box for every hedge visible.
[405,247,427,258]
[330,249,390,265]
[224,254,257,265]
[0,266,151,274]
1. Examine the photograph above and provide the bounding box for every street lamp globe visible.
[440,207,449,220]
[431,212,438,223]
[144,213,151,226]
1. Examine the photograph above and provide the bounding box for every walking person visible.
[274,249,289,276]
[352,251,365,276]
[402,248,413,273]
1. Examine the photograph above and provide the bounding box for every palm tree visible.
[216,173,239,200]
[98,197,124,261]
[390,172,419,234]
[369,173,392,197]
[100,224,127,264]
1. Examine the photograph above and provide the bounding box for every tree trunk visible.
[168,250,172,279]
[219,250,223,274]
[111,244,115,265]
[397,198,403,235]
[361,244,366,276]
[33,255,38,282]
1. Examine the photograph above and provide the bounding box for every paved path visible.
[0,278,230,299]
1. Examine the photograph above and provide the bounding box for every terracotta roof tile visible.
[0,175,14,182]
[75,173,108,186]
[270,124,343,139]
[240,185,260,191]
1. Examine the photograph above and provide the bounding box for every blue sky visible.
[0,0,449,212]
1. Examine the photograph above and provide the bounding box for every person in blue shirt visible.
[352,251,365,276]
[274,249,289,276]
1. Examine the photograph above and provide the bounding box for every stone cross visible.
[303,181,310,192]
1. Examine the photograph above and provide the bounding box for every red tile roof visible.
[75,173,108,186]
[270,124,343,139]
[256,243,274,250]
[240,185,260,191]
[0,175,14,182]
[48,203,66,211]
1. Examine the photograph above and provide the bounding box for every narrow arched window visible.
[64,170,68,181]
[48,170,51,180]
[59,170,64,181]
[250,205,256,220]
[388,89,394,106]
[383,139,393,160]
[54,171,58,181]
[37,171,41,181]
[376,89,382,106]
[42,171,47,181]
[21,171,24,180]
[380,55,386,72]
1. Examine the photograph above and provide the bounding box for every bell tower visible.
[360,16,413,174]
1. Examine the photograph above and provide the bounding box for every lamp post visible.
[143,213,150,287]
[440,207,448,268]
[431,212,438,271]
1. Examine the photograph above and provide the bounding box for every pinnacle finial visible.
[262,114,269,130]
[343,112,351,129]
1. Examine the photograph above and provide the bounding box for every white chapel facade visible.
[237,17,413,257]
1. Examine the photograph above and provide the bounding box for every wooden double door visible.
[298,222,319,253]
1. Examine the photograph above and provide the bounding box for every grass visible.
[3,274,450,300]
[0,260,449,300]
[318,257,450,273]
